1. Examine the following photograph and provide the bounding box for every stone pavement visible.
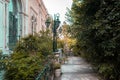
[55,56,101,80]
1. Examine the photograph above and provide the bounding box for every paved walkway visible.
[55,56,101,80]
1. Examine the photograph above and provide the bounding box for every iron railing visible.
[35,62,54,80]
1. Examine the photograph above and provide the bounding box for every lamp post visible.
[45,13,60,52]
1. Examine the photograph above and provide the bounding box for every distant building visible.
[0,0,48,54]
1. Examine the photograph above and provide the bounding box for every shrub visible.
[0,50,2,59]
[98,64,114,80]
[4,30,53,80]
[4,52,44,80]
[53,63,61,69]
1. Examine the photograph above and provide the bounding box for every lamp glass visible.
[45,21,50,28]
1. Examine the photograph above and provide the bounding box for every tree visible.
[66,0,120,79]
[58,22,76,54]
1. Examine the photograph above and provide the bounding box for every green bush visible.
[4,52,44,80]
[15,30,52,57]
[98,64,114,80]
[53,63,61,69]
[4,30,53,80]
[67,0,120,79]
[0,50,2,69]
[57,39,64,49]
[0,50,2,59]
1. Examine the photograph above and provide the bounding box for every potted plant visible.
[53,62,61,77]
[54,62,61,69]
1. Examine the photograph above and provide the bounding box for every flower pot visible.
[55,69,61,77]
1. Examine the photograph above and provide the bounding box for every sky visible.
[43,0,73,23]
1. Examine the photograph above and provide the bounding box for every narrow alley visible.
[55,56,101,80]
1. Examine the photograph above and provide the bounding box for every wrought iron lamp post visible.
[45,13,60,52]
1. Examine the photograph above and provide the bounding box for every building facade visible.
[0,0,48,54]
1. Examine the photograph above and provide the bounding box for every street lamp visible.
[45,18,51,28]
[45,13,60,52]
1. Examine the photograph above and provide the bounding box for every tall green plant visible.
[4,30,53,80]
[66,0,120,79]
[0,50,2,59]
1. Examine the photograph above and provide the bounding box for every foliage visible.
[15,30,52,56]
[57,39,64,49]
[37,30,53,56]
[66,0,120,80]
[61,22,76,51]
[53,62,61,69]
[0,50,2,59]
[0,50,3,69]
[4,52,44,80]
[0,50,7,70]
[4,30,53,80]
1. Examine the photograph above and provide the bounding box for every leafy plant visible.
[66,0,120,80]
[0,50,2,59]
[53,63,61,69]
[4,30,53,80]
